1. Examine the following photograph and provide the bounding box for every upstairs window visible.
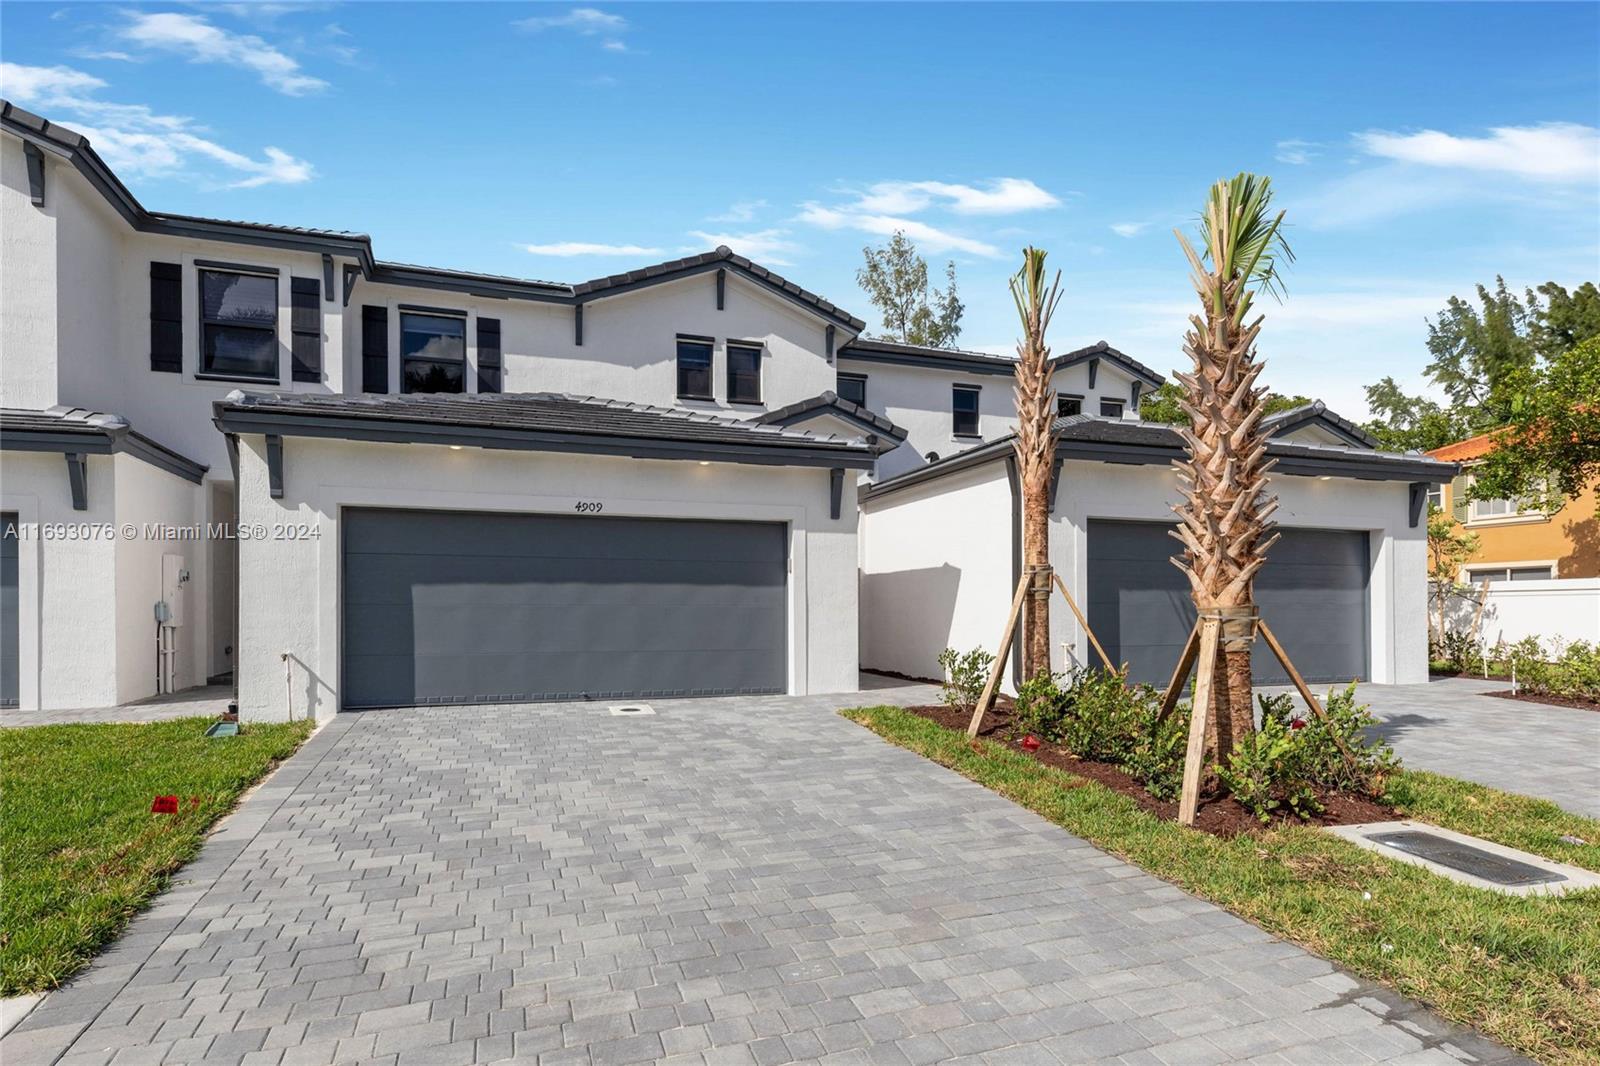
[952,385,981,437]
[677,336,714,400]
[1466,475,1546,523]
[837,373,867,407]
[1466,564,1554,583]
[400,311,466,394]
[199,268,278,381]
[727,343,763,404]
[1100,398,1125,418]
[1058,394,1083,417]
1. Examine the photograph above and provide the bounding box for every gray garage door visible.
[2,513,16,707]
[341,509,788,708]
[1086,520,1369,686]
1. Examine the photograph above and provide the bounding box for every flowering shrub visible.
[936,646,994,717]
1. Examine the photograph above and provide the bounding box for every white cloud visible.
[1356,122,1599,183]
[514,8,627,34]
[69,48,137,62]
[601,39,627,52]
[1110,221,1150,238]
[0,61,315,188]
[796,203,1000,258]
[684,229,803,266]
[521,241,662,256]
[707,200,766,223]
[851,178,1058,216]
[1275,139,1321,165]
[119,11,327,95]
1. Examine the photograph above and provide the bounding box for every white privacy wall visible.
[859,461,1015,683]
[1442,579,1600,647]
[1051,461,1429,684]
[111,454,206,702]
[234,436,860,721]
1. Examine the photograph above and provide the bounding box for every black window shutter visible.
[149,262,182,373]
[477,317,502,393]
[290,277,321,382]
[361,305,388,393]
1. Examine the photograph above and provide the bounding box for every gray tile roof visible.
[1052,341,1166,387]
[213,391,877,467]
[755,391,908,446]
[1261,399,1380,449]
[839,337,1167,387]
[0,406,208,482]
[863,414,1453,500]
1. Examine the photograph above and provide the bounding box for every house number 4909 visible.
[574,501,603,513]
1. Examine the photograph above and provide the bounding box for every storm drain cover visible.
[1366,830,1567,887]
[609,704,655,716]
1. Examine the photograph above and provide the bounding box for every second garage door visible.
[342,509,788,708]
[1086,519,1370,686]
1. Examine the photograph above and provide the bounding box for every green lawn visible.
[0,717,313,997]
[844,705,1600,1066]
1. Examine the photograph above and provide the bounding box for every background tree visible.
[1471,334,1600,517]
[1171,173,1292,767]
[1360,378,1476,452]
[857,231,964,347]
[1010,248,1064,679]
[1140,382,1310,425]
[1426,506,1480,643]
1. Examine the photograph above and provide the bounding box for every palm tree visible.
[1170,174,1293,762]
[1011,248,1064,679]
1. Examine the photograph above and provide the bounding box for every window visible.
[727,343,763,404]
[1058,395,1083,417]
[400,312,467,394]
[1466,475,1546,523]
[837,373,868,407]
[677,337,714,399]
[1099,399,1125,418]
[199,269,278,380]
[952,385,981,437]
[1467,565,1554,584]
[1427,484,1444,512]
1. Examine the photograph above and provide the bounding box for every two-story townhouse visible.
[2,100,1458,719]
[2,102,885,716]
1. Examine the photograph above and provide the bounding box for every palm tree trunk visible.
[1009,248,1063,680]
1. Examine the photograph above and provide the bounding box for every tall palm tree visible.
[1171,175,1293,761]
[1011,247,1063,679]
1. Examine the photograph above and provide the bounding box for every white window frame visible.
[1465,473,1547,526]
[1462,561,1556,584]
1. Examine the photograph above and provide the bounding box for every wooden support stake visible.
[1155,621,1202,725]
[1051,572,1115,673]
[967,572,1030,739]
[1177,617,1221,826]
[1256,620,1358,770]
[1468,584,1489,648]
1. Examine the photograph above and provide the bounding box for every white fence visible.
[1438,578,1600,647]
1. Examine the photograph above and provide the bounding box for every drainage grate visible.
[1366,830,1567,887]
[609,704,655,716]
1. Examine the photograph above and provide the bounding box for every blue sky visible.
[4,2,1597,415]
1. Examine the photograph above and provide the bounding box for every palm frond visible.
[1189,172,1295,309]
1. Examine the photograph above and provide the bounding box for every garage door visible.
[342,509,788,708]
[2,513,16,708]
[1086,520,1369,686]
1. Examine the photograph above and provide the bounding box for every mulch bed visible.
[905,703,1395,839]
[1485,689,1600,713]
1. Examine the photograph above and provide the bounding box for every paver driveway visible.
[7,688,1521,1066]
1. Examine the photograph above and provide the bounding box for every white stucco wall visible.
[844,356,1148,480]
[0,451,119,709]
[1,136,59,408]
[111,454,206,702]
[1441,578,1600,648]
[234,436,860,721]
[859,454,1430,691]
[859,461,1015,683]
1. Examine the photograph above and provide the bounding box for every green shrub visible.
[1215,714,1323,823]
[1429,629,1478,673]
[1058,668,1149,763]
[936,646,994,716]
[1013,671,1070,741]
[1124,701,1188,800]
[1507,637,1600,701]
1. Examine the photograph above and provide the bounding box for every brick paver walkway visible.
[5,688,1522,1065]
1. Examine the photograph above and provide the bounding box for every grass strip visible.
[843,704,1600,1066]
[1,717,314,996]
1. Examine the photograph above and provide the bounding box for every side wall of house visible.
[1,135,59,408]
[859,462,1015,684]
[0,451,120,709]
[112,455,206,702]
[234,436,859,721]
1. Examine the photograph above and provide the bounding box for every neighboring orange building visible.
[1428,432,1600,580]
